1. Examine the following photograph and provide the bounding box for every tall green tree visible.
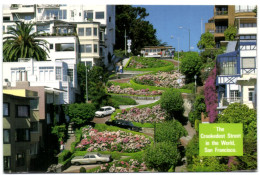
[3,22,49,62]
[180,52,202,84]
[197,32,215,50]
[115,5,160,55]
[224,25,237,41]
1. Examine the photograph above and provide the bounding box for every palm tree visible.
[3,22,49,62]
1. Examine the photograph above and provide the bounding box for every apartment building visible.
[2,58,73,104]
[216,15,257,110]
[2,4,116,66]
[205,5,256,48]
[3,89,38,172]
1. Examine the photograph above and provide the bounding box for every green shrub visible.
[58,150,72,163]
[71,128,82,152]
[155,120,187,143]
[66,103,96,126]
[80,167,86,173]
[144,142,180,172]
[161,89,184,121]
[51,124,67,142]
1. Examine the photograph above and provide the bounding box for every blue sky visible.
[134,5,214,52]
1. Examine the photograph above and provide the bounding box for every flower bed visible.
[107,84,163,96]
[114,104,167,123]
[76,126,151,153]
[133,71,184,88]
[95,159,148,173]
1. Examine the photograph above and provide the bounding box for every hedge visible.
[58,150,72,163]
[124,60,174,72]
[70,128,82,152]
[124,56,133,68]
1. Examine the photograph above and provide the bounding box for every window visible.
[242,57,255,69]
[78,28,84,36]
[16,105,29,118]
[49,44,53,49]
[31,122,39,132]
[109,16,111,22]
[90,155,96,158]
[85,11,93,20]
[94,44,98,53]
[230,90,239,101]
[30,143,38,155]
[85,44,92,53]
[96,12,104,19]
[94,28,98,36]
[249,88,254,101]
[4,156,11,170]
[3,103,9,117]
[240,45,256,50]
[16,129,30,142]
[16,153,25,167]
[86,28,92,36]
[38,8,43,13]
[3,129,10,144]
[56,67,62,80]
[67,69,73,82]
[80,45,85,53]
[30,99,39,110]
[239,35,256,40]
[240,23,257,28]
[71,10,74,17]
[55,43,74,51]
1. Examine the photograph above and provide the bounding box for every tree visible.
[66,103,95,127]
[197,32,215,50]
[160,89,184,122]
[188,95,206,126]
[3,22,49,62]
[217,103,257,170]
[155,120,187,144]
[180,52,202,84]
[224,25,237,41]
[76,63,87,103]
[190,156,228,172]
[87,66,111,109]
[144,142,180,172]
[217,103,256,135]
[115,5,160,55]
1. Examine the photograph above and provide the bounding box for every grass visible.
[111,95,137,106]
[124,60,174,72]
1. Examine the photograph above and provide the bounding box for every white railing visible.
[219,97,242,107]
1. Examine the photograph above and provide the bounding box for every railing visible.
[215,28,227,33]
[219,97,242,107]
[215,11,228,15]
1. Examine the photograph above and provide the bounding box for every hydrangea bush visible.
[76,126,151,152]
[115,105,168,123]
[95,159,148,173]
[133,71,184,88]
[107,85,163,96]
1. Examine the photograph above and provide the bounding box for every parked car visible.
[95,106,115,117]
[105,119,142,132]
[71,152,111,165]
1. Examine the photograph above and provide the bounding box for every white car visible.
[95,106,115,117]
[71,152,111,165]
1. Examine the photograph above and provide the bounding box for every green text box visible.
[199,123,243,156]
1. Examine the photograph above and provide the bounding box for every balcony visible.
[215,11,228,16]
[218,97,242,109]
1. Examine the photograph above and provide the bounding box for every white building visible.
[2,58,74,104]
[216,16,257,110]
[3,4,116,66]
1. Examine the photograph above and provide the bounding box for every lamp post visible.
[124,25,127,56]
[194,75,197,94]
[179,26,190,52]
